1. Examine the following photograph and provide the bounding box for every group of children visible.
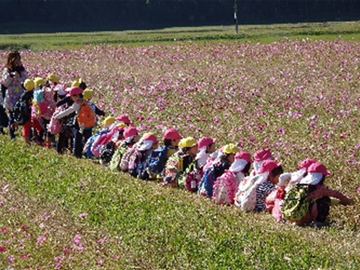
[0,52,354,227]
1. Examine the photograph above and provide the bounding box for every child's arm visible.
[310,185,354,206]
[94,105,105,116]
[55,103,81,119]
[56,96,71,108]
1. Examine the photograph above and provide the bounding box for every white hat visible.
[299,172,323,185]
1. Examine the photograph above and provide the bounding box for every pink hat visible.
[299,162,330,185]
[235,151,252,163]
[198,137,216,149]
[307,162,331,175]
[143,133,158,144]
[254,149,272,162]
[67,86,83,97]
[116,114,131,125]
[163,127,182,140]
[259,160,281,174]
[299,158,317,170]
[124,127,138,139]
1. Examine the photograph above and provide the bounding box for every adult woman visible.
[2,51,28,139]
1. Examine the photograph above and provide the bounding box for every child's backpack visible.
[47,106,65,135]
[128,150,143,177]
[234,174,267,212]
[212,170,239,204]
[99,142,115,165]
[198,167,217,198]
[83,130,108,158]
[77,101,96,129]
[120,146,139,172]
[13,100,29,125]
[162,153,184,188]
[178,161,203,192]
[146,146,169,178]
[281,184,310,222]
[109,144,128,172]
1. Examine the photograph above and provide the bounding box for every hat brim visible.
[299,172,323,185]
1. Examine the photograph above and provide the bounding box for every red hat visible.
[124,127,138,138]
[235,151,252,163]
[307,162,331,175]
[198,137,216,149]
[143,133,158,144]
[259,160,281,174]
[299,158,317,170]
[163,127,182,140]
[67,86,83,97]
[254,149,272,162]
[116,114,131,125]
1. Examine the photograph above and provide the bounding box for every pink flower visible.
[63,249,71,254]
[7,255,14,262]
[1,227,7,234]
[78,213,88,218]
[55,263,62,269]
[97,235,108,244]
[0,246,7,252]
[54,256,64,262]
[73,234,81,245]
[20,253,29,259]
[357,187,360,193]
[20,226,28,231]
[37,235,46,243]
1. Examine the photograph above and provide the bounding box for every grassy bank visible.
[0,136,359,269]
[0,21,360,50]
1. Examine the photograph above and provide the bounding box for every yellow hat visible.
[46,73,60,83]
[24,79,35,91]
[103,116,116,127]
[34,77,45,87]
[83,89,94,100]
[179,137,197,148]
[223,144,240,155]
[71,78,82,87]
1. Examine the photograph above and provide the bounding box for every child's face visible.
[133,134,140,143]
[206,143,216,154]
[71,95,80,102]
[152,141,159,149]
[188,145,198,156]
[227,154,235,164]
[269,173,280,185]
[172,139,180,148]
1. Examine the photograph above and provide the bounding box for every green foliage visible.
[0,21,359,50]
[0,137,359,269]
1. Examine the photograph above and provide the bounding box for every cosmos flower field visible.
[0,38,359,268]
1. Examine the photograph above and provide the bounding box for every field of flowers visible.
[0,38,359,268]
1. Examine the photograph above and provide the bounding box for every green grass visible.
[0,21,360,50]
[0,136,359,269]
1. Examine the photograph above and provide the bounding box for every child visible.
[139,127,182,180]
[2,51,28,139]
[128,133,159,177]
[179,137,216,192]
[162,137,198,188]
[196,137,216,169]
[82,88,105,143]
[254,160,283,212]
[54,86,88,158]
[212,151,252,204]
[251,148,273,176]
[294,162,353,226]
[119,127,141,171]
[198,143,240,198]
[20,79,35,144]
[31,77,47,145]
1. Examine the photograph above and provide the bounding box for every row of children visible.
[0,52,354,226]
[82,117,354,226]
